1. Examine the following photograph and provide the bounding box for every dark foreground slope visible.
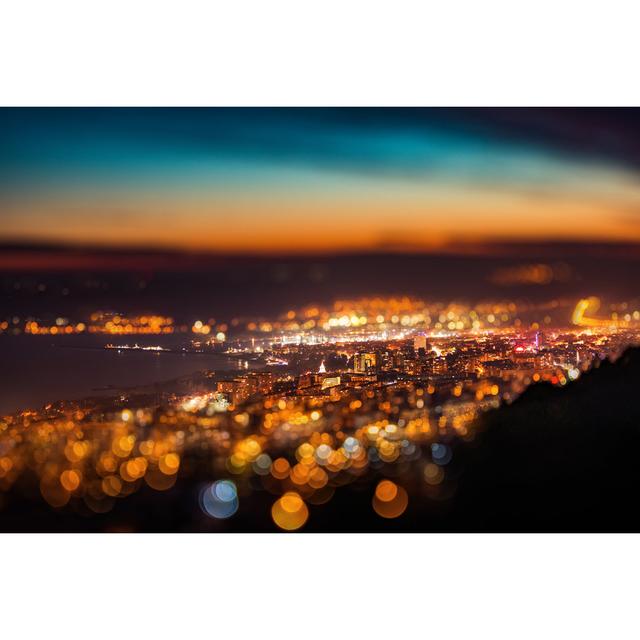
[308,346,640,532]
[448,346,640,531]
[2,348,640,532]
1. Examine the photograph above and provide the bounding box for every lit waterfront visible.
[0,335,256,415]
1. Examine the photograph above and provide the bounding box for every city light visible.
[1,293,638,530]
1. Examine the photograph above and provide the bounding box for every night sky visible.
[2,108,640,253]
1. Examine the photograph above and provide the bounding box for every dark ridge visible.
[298,347,640,532]
[2,239,640,259]
[445,347,640,531]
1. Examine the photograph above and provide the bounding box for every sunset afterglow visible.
[2,109,640,252]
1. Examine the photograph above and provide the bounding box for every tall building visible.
[353,352,376,373]
[413,335,427,352]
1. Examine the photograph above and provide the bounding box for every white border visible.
[1,0,639,106]
[2,1,640,637]
[2,534,639,639]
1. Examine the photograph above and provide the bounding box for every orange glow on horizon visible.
[3,185,640,255]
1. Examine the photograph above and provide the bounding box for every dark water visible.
[0,335,247,414]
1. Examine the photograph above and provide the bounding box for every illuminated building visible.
[414,335,427,352]
[392,351,404,370]
[298,373,314,390]
[248,372,275,395]
[353,352,376,373]
[428,356,448,375]
[216,375,274,405]
[321,376,341,391]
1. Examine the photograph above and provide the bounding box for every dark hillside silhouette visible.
[449,347,640,531]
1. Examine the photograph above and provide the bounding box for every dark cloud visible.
[3,108,640,182]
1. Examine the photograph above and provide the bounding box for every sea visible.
[0,334,252,415]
